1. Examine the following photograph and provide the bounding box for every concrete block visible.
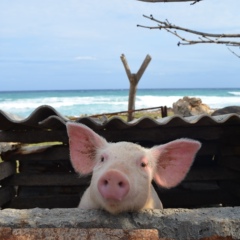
[0,228,160,240]
[0,207,239,240]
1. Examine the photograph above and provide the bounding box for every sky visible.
[0,0,240,91]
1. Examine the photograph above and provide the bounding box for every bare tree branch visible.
[190,0,202,5]
[137,14,240,57]
[163,27,240,46]
[137,0,202,3]
[138,15,240,39]
[228,47,240,58]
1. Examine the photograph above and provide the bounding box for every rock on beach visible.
[173,96,211,117]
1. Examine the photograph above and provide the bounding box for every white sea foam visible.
[1,89,240,117]
[0,96,129,117]
[136,96,180,109]
[228,92,240,96]
[137,95,240,110]
[196,96,240,109]
[0,96,125,109]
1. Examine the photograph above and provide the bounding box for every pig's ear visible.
[151,139,201,188]
[66,122,107,175]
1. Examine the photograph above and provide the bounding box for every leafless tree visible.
[121,54,151,121]
[137,15,240,58]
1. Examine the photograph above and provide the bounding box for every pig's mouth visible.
[103,196,126,207]
[101,197,128,212]
[107,200,120,207]
[103,201,128,215]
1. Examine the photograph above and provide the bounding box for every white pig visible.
[66,122,201,214]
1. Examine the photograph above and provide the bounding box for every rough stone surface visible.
[0,207,240,240]
[173,97,211,117]
[211,106,240,116]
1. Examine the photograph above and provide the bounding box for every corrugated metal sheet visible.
[0,105,68,130]
[1,105,240,131]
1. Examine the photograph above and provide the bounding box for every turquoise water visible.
[0,88,240,118]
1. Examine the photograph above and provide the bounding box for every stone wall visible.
[0,207,239,240]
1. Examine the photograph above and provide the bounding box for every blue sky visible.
[0,0,240,91]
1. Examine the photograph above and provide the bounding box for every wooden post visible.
[120,54,152,121]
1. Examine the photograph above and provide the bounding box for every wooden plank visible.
[219,180,240,200]
[160,188,240,208]
[4,166,240,187]
[0,186,15,207]
[6,195,81,209]
[98,126,233,143]
[0,161,16,181]
[5,173,91,186]
[6,141,219,163]
[138,140,219,156]
[17,185,87,197]
[5,145,70,162]
[193,153,221,167]
[6,187,240,209]
[181,181,220,191]
[0,125,240,144]
[219,156,240,171]
[19,160,73,174]
[220,145,240,155]
[0,142,20,152]
[0,130,68,143]
[7,190,237,209]
[186,166,240,181]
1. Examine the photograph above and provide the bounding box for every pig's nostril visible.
[118,181,124,187]
[103,180,108,186]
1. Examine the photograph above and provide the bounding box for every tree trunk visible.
[120,54,151,121]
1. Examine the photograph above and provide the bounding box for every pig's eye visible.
[100,156,105,162]
[141,162,147,168]
[140,157,148,168]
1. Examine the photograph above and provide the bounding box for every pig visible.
[66,122,201,214]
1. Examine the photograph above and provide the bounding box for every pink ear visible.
[151,139,201,188]
[66,122,107,175]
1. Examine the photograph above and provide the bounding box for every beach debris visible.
[85,106,167,120]
[172,96,211,117]
[66,122,201,214]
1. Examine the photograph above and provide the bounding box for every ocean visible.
[0,88,240,118]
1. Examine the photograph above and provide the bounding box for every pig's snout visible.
[97,170,130,201]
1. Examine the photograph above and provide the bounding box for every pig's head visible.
[67,122,201,214]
